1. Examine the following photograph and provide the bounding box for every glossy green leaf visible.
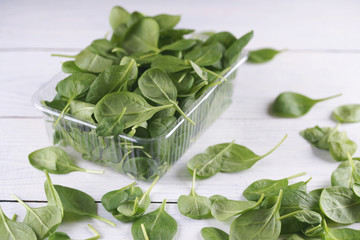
[62,61,84,74]
[300,126,333,150]
[224,30,253,67]
[148,116,177,138]
[29,146,103,174]
[333,104,360,123]
[201,227,229,240]
[203,31,236,48]
[44,170,64,217]
[54,185,115,226]
[109,6,130,30]
[327,130,357,161]
[272,92,341,118]
[0,206,37,240]
[161,39,196,51]
[177,169,212,219]
[153,14,180,30]
[131,199,177,240]
[151,55,191,73]
[75,48,113,73]
[247,48,281,63]
[185,43,223,66]
[69,100,95,123]
[229,190,283,240]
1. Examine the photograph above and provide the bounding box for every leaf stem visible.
[277,209,311,220]
[261,134,288,158]
[191,168,197,197]
[316,93,342,102]
[51,54,77,58]
[201,68,228,82]
[305,224,323,235]
[91,214,116,227]
[86,224,101,240]
[11,214,17,221]
[160,199,167,211]
[171,101,195,125]
[287,172,307,180]
[54,98,73,127]
[141,223,150,240]
[82,168,105,174]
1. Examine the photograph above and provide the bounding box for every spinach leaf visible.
[0,205,37,240]
[88,39,118,61]
[151,55,191,73]
[300,126,333,150]
[278,209,322,236]
[187,134,287,178]
[229,190,283,240]
[247,48,281,63]
[320,186,360,224]
[201,227,229,240]
[280,189,319,215]
[62,61,84,74]
[122,157,159,181]
[323,219,360,239]
[153,14,180,30]
[12,194,62,239]
[272,92,341,118]
[333,104,360,123]
[94,92,173,129]
[86,63,138,104]
[75,48,114,73]
[29,146,103,174]
[95,107,126,136]
[115,176,159,222]
[224,30,253,67]
[203,31,236,48]
[131,199,177,240]
[184,43,223,66]
[49,224,100,240]
[177,169,212,219]
[138,68,195,124]
[123,18,159,55]
[161,39,196,52]
[211,194,264,221]
[109,6,130,31]
[54,73,97,125]
[243,172,306,201]
[101,182,139,212]
[285,177,312,191]
[69,100,95,123]
[148,116,177,138]
[44,170,64,217]
[53,185,116,226]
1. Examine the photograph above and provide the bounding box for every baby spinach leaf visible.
[280,189,319,215]
[153,14,180,30]
[224,30,253,67]
[101,182,139,212]
[75,48,114,73]
[12,194,62,239]
[203,31,236,48]
[151,55,191,73]
[184,43,223,66]
[49,224,100,240]
[0,205,37,240]
[86,63,137,104]
[332,154,360,195]
[115,176,159,222]
[320,186,360,224]
[285,177,312,191]
[333,104,360,123]
[54,72,97,125]
[94,92,173,129]
[272,92,341,118]
[53,185,116,226]
[169,72,194,94]
[278,209,322,236]
[95,107,126,136]
[88,39,118,61]
[148,116,177,138]
[160,39,196,52]
[29,146,103,174]
[300,126,333,150]
[44,170,64,217]
[243,172,306,201]
[188,60,208,81]
[69,100,95,123]
[327,130,357,161]
[209,195,228,204]
[247,48,282,63]
[123,18,160,55]
[119,56,138,90]
[109,6,130,31]
[62,61,84,74]
[229,190,283,240]
[138,68,195,124]
[131,199,177,240]
[211,194,264,221]
[323,219,360,239]
[122,157,159,181]
[177,169,212,219]
[201,227,229,240]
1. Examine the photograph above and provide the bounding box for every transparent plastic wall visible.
[33,54,246,180]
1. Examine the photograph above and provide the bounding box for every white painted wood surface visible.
[1,0,360,238]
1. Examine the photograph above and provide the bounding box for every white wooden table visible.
[1,0,360,239]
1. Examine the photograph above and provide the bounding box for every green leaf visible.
[185,43,223,66]
[224,30,253,67]
[211,194,264,221]
[12,194,62,239]
[328,130,357,161]
[247,48,281,63]
[54,185,115,226]
[161,39,196,51]
[131,199,177,240]
[123,18,160,55]
[44,170,64,217]
[75,48,113,73]
[109,6,130,30]
[86,63,138,104]
[62,61,85,74]
[28,146,103,174]
[101,182,139,212]
[49,232,71,240]
[151,55,191,73]
[153,14,180,30]
[69,100,95,123]
[96,107,126,136]
[177,169,212,219]
[0,206,37,240]
[229,190,283,240]
[323,219,360,239]
[148,116,177,138]
[320,186,360,224]
[243,172,305,201]
[138,68,195,124]
[201,227,229,240]
[122,157,159,181]
[94,92,173,129]
[333,104,360,123]
[203,31,236,48]
[300,126,333,150]
[272,92,341,118]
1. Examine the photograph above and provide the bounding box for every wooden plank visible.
[1,0,360,50]
[1,51,360,117]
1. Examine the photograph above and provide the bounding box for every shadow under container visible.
[32,54,247,181]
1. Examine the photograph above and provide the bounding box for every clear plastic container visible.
[32,54,247,180]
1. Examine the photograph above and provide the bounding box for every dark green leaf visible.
[201,227,229,240]
[247,48,281,63]
[153,14,180,30]
[224,30,253,67]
